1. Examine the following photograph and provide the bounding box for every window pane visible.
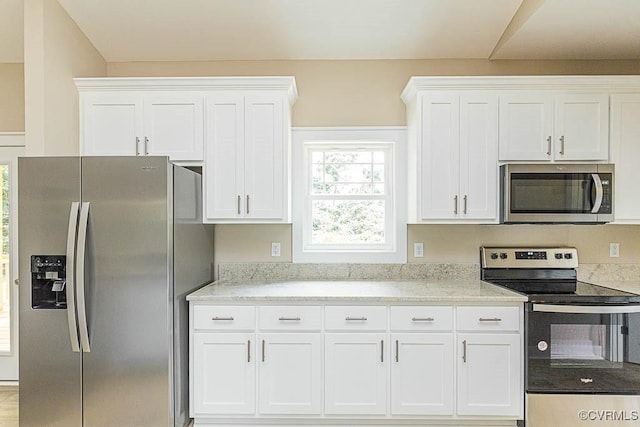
[322,164,377,183]
[0,165,9,353]
[373,151,385,163]
[324,151,372,163]
[312,183,378,195]
[311,151,324,164]
[312,200,385,244]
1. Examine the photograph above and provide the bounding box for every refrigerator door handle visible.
[65,202,81,352]
[76,202,91,353]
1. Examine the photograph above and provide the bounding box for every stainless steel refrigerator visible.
[18,156,214,426]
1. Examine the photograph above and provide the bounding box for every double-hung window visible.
[292,128,407,263]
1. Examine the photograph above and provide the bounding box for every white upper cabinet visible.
[77,81,205,162]
[204,89,293,223]
[408,90,498,223]
[500,92,609,161]
[611,94,640,223]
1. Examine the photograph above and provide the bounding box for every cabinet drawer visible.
[193,305,255,331]
[390,306,453,331]
[259,306,322,331]
[456,306,520,332]
[325,306,387,331]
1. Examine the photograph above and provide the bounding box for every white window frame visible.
[292,127,407,263]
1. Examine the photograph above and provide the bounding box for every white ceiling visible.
[2,0,640,63]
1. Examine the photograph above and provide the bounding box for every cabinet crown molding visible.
[401,75,640,103]
[74,76,298,105]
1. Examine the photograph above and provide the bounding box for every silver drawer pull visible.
[412,317,435,322]
[479,317,502,322]
[278,317,301,321]
[212,316,234,321]
[345,316,367,321]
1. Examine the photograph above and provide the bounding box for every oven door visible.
[526,303,640,395]
[501,164,614,223]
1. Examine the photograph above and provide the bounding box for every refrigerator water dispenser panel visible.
[31,255,66,309]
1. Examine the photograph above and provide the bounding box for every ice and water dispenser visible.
[31,255,66,309]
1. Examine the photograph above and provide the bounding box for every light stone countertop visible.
[588,280,640,295]
[186,279,528,303]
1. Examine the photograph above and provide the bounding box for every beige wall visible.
[108,59,640,127]
[0,63,24,132]
[24,0,106,156]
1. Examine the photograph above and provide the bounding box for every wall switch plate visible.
[271,242,281,257]
[610,243,620,258]
[414,243,424,258]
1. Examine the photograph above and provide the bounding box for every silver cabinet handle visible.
[559,135,565,155]
[262,339,265,362]
[479,317,502,322]
[345,316,367,321]
[237,195,241,215]
[463,195,468,215]
[412,317,435,322]
[381,340,384,363]
[65,202,81,353]
[546,136,552,156]
[454,195,458,215]
[76,202,91,353]
[395,340,399,362]
[144,136,149,155]
[247,340,251,363]
[462,339,467,363]
[278,317,301,321]
[135,137,140,156]
[211,316,234,321]
[246,195,250,215]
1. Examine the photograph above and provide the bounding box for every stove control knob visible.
[555,253,563,259]
[564,253,573,259]
[500,253,508,259]
[490,253,499,260]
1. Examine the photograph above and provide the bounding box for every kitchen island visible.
[187,279,527,427]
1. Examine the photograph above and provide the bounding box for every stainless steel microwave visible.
[500,163,614,224]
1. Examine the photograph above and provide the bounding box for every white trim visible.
[292,127,407,264]
[74,77,298,105]
[402,76,640,103]
[0,133,25,148]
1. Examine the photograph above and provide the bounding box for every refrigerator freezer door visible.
[18,157,83,427]
[80,157,173,426]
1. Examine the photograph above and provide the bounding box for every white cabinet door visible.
[81,93,143,156]
[204,94,245,220]
[611,94,640,223]
[258,333,321,415]
[143,94,204,161]
[420,93,460,220]
[192,333,255,415]
[457,333,521,417]
[391,333,454,416]
[244,94,285,220]
[554,94,609,161]
[324,333,387,415]
[499,93,553,161]
[459,93,498,220]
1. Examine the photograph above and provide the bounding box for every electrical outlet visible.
[610,243,620,258]
[271,242,281,257]
[414,242,424,258]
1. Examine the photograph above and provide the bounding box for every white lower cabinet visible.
[192,332,255,415]
[324,333,387,415]
[457,333,521,416]
[391,333,454,415]
[190,303,523,425]
[258,333,322,414]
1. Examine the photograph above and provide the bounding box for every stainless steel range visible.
[481,247,640,427]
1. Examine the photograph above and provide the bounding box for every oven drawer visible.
[456,306,520,332]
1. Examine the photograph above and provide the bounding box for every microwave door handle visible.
[591,174,603,214]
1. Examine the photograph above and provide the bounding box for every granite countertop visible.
[186,279,528,303]
[590,280,640,295]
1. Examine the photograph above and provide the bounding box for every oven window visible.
[527,310,640,394]
[510,173,593,213]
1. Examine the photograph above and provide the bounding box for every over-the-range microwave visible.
[500,163,614,224]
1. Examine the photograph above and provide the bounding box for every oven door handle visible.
[533,304,640,314]
[590,173,603,214]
